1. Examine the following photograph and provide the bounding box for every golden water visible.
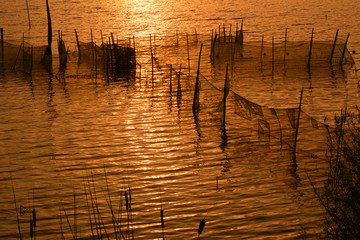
[1,0,360,239]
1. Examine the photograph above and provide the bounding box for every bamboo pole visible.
[260,35,264,64]
[45,0,52,56]
[75,29,81,58]
[293,88,304,166]
[170,64,172,95]
[308,28,314,69]
[239,19,244,44]
[222,64,229,129]
[1,28,4,70]
[186,33,190,72]
[340,33,350,69]
[272,36,275,74]
[176,30,179,47]
[30,47,33,77]
[177,64,182,105]
[284,28,287,63]
[223,24,226,42]
[22,33,25,70]
[26,0,31,28]
[330,29,339,65]
[192,44,203,115]
[91,29,94,65]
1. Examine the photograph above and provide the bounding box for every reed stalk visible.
[103,166,118,240]
[90,174,110,239]
[73,189,77,240]
[59,205,65,240]
[197,218,206,240]
[83,182,96,240]
[61,202,75,239]
[160,208,165,240]
[10,174,22,240]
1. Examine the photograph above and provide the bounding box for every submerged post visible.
[340,33,350,69]
[192,44,203,115]
[329,29,339,65]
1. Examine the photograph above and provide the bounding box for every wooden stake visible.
[330,29,339,65]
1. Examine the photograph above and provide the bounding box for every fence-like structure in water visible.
[0,29,136,81]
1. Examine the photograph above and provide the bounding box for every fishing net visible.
[211,36,354,80]
[197,72,330,155]
[0,40,48,73]
[0,36,136,80]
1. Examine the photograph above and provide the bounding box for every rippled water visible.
[1,0,360,239]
